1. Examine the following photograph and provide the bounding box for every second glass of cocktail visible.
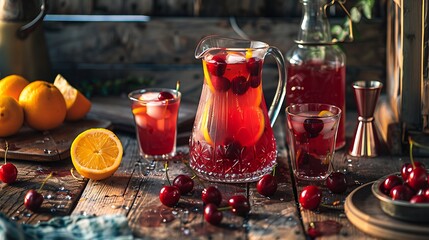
[286,103,341,181]
[189,36,287,183]
[129,88,181,161]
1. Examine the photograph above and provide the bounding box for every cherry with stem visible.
[0,141,18,184]
[407,137,428,191]
[24,172,53,212]
[159,161,181,207]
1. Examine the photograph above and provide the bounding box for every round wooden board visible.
[344,182,429,240]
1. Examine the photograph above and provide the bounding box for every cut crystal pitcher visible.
[189,35,286,183]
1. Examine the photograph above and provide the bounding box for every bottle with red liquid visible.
[286,0,346,149]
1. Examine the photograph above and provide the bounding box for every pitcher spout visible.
[194,35,269,59]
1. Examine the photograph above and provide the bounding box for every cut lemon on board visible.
[71,128,123,180]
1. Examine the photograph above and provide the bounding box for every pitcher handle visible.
[266,46,287,127]
[17,0,47,39]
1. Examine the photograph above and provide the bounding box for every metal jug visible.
[0,0,51,81]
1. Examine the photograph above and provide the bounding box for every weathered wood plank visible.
[0,158,88,224]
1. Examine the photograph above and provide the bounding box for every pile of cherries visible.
[206,53,262,94]
[380,161,429,203]
[298,171,348,210]
[159,170,278,225]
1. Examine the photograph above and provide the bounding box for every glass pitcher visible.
[189,35,286,183]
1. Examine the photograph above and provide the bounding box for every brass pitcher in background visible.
[0,0,51,81]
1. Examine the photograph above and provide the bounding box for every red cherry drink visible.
[286,61,346,149]
[129,89,181,159]
[189,50,277,183]
[286,104,341,180]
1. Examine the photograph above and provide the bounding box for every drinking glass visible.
[128,88,181,161]
[286,103,341,180]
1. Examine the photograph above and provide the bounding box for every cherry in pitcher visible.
[189,36,286,183]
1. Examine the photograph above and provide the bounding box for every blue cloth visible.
[0,214,133,240]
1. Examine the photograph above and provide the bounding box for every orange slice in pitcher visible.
[229,106,265,147]
[202,61,216,93]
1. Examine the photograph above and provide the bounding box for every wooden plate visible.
[345,182,429,240]
[0,119,111,162]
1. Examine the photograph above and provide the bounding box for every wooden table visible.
[0,102,422,240]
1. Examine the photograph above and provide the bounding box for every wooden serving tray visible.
[0,119,111,162]
[345,182,429,240]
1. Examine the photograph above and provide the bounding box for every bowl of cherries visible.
[371,161,429,222]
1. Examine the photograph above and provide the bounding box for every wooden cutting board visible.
[0,119,111,162]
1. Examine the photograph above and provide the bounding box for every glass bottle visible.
[286,0,346,149]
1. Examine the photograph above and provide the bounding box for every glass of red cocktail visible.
[128,88,181,161]
[286,103,341,181]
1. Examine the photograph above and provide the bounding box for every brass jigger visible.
[348,81,383,157]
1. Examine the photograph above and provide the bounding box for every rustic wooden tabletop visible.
[0,97,425,240]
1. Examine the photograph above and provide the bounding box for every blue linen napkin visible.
[0,213,133,240]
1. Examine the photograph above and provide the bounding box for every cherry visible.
[249,76,261,88]
[159,185,181,207]
[389,185,413,201]
[381,175,402,195]
[231,76,249,95]
[401,162,425,181]
[24,172,52,212]
[173,174,194,195]
[202,186,222,206]
[157,91,175,101]
[410,195,428,203]
[211,76,230,92]
[407,167,428,191]
[423,188,429,199]
[246,57,262,76]
[24,189,44,212]
[228,195,250,216]
[224,141,242,161]
[204,203,223,225]
[257,174,278,197]
[326,172,347,194]
[303,119,324,138]
[207,54,227,77]
[0,162,17,184]
[299,185,322,210]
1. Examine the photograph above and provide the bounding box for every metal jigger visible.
[348,81,383,157]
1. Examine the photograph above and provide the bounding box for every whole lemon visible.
[19,81,67,131]
[0,75,29,101]
[0,95,24,137]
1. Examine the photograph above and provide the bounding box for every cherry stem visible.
[407,136,429,168]
[272,164,277,177]
[176,81,180,99]
[164,161,172,186]
[4,141,8,165]
[409,137,416,168]
[184,162,206,188]
[38,172,53,192]
[217,206,232,211]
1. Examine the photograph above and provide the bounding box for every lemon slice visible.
[202,61,216,93]
[318,110,334,117]
[71,128,123,180]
